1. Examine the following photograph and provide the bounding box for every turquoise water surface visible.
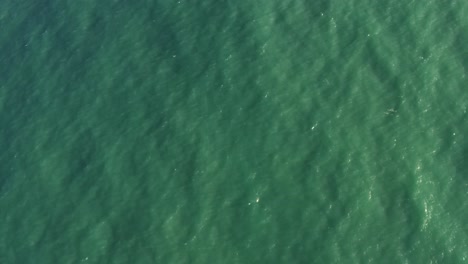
[1,0,467,263]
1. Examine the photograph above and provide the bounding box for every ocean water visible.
[0,0,467,263]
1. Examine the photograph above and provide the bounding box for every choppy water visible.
[1,0,467,263]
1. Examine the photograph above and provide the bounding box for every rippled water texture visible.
[0,0,467,263]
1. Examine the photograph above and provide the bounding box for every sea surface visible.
[0,0,467,263]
